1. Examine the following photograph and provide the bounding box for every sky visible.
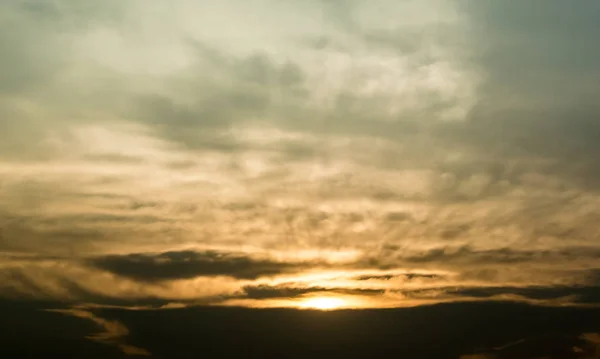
[1,0,600,357]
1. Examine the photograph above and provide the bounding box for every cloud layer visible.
[1,0,600,309]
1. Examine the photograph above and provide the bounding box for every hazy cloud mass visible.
[1,0,600,311]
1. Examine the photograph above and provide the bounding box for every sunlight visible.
[299,296,346,310]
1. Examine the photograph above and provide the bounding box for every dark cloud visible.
[88,250,312,282]
[382,277,600,305]
[240,284,385,300]
[359,244,600,276]
[353,274,396,281]
[400,245,600,266]
[353,273,441,281]
[449,285,600,305]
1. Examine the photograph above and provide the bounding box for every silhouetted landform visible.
[2,299,599,358]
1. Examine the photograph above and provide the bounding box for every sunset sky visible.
[1,1,600,357]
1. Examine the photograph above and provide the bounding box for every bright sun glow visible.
[299,297,346,310]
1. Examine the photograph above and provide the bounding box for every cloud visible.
[88,250,313,282]
[239,284,385,300]
[1,0,600,311]
[448,285,600,305]
[400,245,600,266]
[353,273,441,281]
[451,0,600,191]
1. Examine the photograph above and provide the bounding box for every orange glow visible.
[298,296,347,310]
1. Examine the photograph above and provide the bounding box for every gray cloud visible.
[0,0,128,160]
[449,285,600,304]
[450,1,600,191]
[400,246,600,266]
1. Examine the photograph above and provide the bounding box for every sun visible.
[299,296,346,310]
